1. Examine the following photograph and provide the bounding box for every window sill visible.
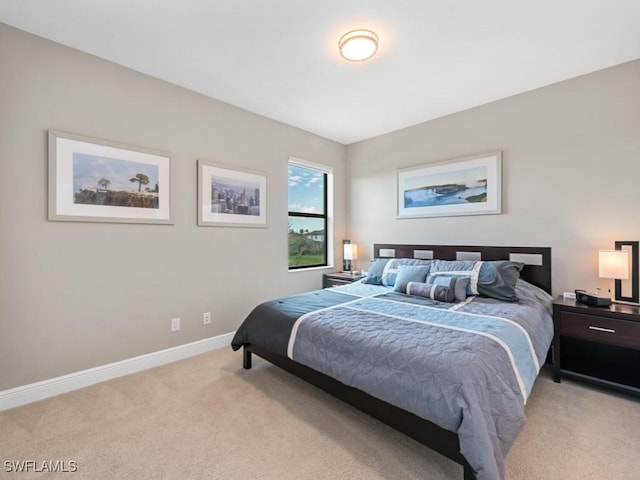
[288,265,334,273]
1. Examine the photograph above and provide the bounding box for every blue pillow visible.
[430,260,524,302]
[364,258,390,285]
[477,261,524,302]
[381,258,431,287]
[393,265,430,293]
[429,260,481,294]
[406,282,455,303]
[427,274,470,301]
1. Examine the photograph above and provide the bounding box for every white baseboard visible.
[0,332,235,412]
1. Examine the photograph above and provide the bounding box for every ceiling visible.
[1,1,639,145]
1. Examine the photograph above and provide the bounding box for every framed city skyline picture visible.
[397,151,502,219]
[197,160,267,227]
[48,130,173,224]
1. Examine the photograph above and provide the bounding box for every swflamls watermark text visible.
[4,460,78,473]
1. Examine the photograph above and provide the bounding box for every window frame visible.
[287,157,333,271]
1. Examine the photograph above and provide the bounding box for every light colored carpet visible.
[1,347,639,479]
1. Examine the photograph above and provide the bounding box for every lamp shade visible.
[599,250,630,280]
[343,243,357,261]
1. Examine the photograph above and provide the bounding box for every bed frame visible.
[242,244,552,480]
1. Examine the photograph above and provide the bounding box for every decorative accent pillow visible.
[426,274,470,302]
[380,258,431,287]
[429,260,482,295]
[429,260,524,302]
[364,258,391,285]
[393,265,431,293]
[406,282,455,303]
[476,260,524,302]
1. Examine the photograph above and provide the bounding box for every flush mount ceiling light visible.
[339,29,379,62]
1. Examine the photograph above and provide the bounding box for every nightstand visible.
[322,272,365,288]
[553,296,640,396]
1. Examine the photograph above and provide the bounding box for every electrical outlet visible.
[202,312,211,325]
[171,317,181,332]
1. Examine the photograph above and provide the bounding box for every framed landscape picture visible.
[48,130,173,224]
[198,160,267,227]
[397,152,502,219]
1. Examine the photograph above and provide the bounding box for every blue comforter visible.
[232,280,553,480]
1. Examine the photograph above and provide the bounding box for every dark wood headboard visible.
[373,243,552,294]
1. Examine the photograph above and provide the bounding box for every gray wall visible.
[347,59,640,297]
[0,24,347,390]
[3,20,640,392]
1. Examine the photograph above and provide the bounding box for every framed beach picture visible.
[397,152,502,219]
[48,130,173,224]
[197,160,267,227]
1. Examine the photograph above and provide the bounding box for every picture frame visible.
[48,130,173,224]
[197,160,267,227]
[397,151,502,219]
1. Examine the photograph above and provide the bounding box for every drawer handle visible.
[588,326,616,333]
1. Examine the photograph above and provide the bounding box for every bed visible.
[231,244,553,480]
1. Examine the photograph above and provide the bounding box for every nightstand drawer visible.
[325,278,351,287]
[322,273,364,288]
[560,311,640,350]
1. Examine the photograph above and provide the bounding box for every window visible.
[288,159,332,269]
